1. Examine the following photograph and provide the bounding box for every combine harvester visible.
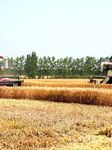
[90,61,112,84]
[0,55,23,86]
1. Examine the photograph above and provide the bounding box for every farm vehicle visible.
[0,76,24,86]
[0,55,24,86]
[90,62,112,84]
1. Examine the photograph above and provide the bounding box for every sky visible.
[0,0,112,58]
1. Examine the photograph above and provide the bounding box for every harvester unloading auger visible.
[90,61,112,84]
[0,55,24,86]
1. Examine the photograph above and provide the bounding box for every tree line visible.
[0,51,112,78]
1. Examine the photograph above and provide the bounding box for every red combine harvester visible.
[0,55,24,86]
[0,76,24,86]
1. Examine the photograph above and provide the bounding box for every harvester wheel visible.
[12,83,18,87]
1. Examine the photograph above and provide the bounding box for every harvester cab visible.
[101,62,112,76]
[100,62,112,84]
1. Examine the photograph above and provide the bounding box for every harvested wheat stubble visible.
[23,79,112,88]
[24,82,112,89]
[0,87,112,107]
[0,99,112,149]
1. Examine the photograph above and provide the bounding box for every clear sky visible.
[0,0,112,58]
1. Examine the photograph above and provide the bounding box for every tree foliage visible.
[3,51,112,78]
[24,52,38,78]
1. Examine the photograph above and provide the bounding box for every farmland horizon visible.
[1,52,112,60]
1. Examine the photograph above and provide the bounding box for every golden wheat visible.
[0,86,112,106]
[0,99,112,150]
[24,79,112,89]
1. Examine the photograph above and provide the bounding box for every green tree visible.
[55,58,63,78]
[71,58,84,76]
[13,56,25,76]
[49,56,56,78]
[37,57,43,78]
[61,57,70,78]
[83,56,96,75]
[24,51,38,78]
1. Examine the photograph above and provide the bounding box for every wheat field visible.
[0,86,112,106]
[24,79,112,88]
[0,99,112,150]
[0,79,112,150]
